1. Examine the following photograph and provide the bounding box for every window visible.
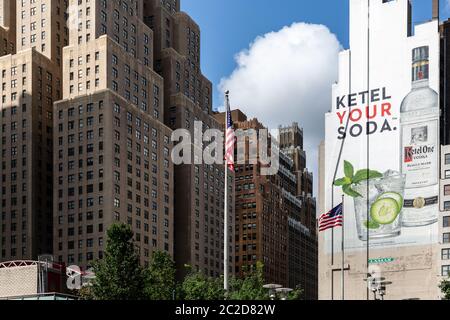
[445,202,450,211]
[443,249,450,260]
[446,154,450,165]
[443,265,450,277]
[445,185,450,196]
[445,216,450,228]
[446,170,450,179]
[445,233,450,244]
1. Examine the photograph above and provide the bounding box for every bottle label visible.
[401,119,438,188]
[404,196,438,208]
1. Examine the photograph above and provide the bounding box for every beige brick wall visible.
[0,265,38,298]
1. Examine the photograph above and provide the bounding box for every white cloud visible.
[218,22,341,194]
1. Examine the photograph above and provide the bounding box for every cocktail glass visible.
[352,172,406,241]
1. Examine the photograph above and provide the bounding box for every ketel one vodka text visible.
[400,46,439,227]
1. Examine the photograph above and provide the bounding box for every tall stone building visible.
[278,123,318,299]
[0,0,15,56]
[52,0,174,269]
[215,110,317,299]
[144,0,235,278]
[0,0,67,261]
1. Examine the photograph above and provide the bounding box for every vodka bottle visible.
[400,46,439,227]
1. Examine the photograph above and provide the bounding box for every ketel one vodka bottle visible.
[400,46,439,227]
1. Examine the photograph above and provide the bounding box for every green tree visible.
[440,278,450,300]
[144,251,177,300]
[228,262,269,300]
[76,285,94,300]
[287,285,303,300]
[181,272,225,300]
[90,223,145,300]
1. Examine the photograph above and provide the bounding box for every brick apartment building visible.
[215,110,318,299]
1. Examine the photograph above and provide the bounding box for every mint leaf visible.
[353,170,370,184]
[368,170,383,180]
[334,177,351,186]
[343,184,362,198]
[344,161,354,179]
[353,169,383,184]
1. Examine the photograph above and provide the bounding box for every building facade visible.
[52,0,174,269]
[0,259,68,299]
[440,19,450,145]
[0,0,16,56]
[319,0,442,300]
[145,0,234,279]
[215,110,317,299]
[278,123,318,300]
[0,0,66,262]
[439,146,450,279]
[1,0,232,280]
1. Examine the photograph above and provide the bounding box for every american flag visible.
[225,92,235,171]
[318,203,343,232]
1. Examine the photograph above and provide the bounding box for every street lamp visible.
[276,288,293,300]
[263,284,282,300]
[363,274,392,300]
[363,274,384,300]
[377,281,392,300]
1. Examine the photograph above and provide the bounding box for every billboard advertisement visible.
[324,0,440,254]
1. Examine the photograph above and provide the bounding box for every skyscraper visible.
[0,0,15,56]
[52,0,174,269]
[278,123,318,299]
[0,0,67,261]
[215,110,318,299]
[144,0,235,279]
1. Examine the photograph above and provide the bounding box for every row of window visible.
[20,4,48,18]
[59,237,103,250]
[1,247,27,258]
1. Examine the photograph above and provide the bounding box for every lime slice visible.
[364,220,380,229]
[370,198,400,225]
[377,192,404,211]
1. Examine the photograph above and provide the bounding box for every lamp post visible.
[363,274,384,300]
[377,281,392,300]
[276,288,293,300]
[263,284,282,300]
[363,274,392,300]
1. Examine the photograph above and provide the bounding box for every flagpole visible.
[341,195,345,300]
[224,92,230,292]
[224,159,229,292]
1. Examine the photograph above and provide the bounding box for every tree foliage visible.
[287,286,303,300]
[82,223,303,301]
[76,285,94,300]
[440,278,450,300]
[144,251,177,300]
[90,223,145,300]
[181,272,225,300]
[228,262,268,300]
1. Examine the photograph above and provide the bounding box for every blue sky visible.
[182,0,449,109]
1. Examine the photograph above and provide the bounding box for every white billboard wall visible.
[322,0,441,299]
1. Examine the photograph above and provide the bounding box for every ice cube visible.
[383,170,400,178]
[353,178,380,201]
